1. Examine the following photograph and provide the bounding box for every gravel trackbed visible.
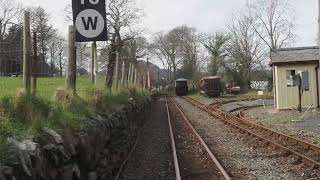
[119,99,175,180]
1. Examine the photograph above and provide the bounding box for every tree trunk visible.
[32,32,38,96]
[105,36,117,89]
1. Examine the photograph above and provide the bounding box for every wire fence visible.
[0,31,106,99]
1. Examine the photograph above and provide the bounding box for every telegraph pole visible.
[66,25,77,94]
[23,11,31,95]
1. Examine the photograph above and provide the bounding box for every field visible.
[0,76,105,99]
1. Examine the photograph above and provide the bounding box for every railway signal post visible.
[70,0,108,91]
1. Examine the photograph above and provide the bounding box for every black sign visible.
[72,0,107,42]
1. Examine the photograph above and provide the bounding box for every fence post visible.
[23,11,32,95]
[147,57,151,91]
[66,25,76,94]
[32,32,38,96]
[131,64,135,83]
[94,43,98,85]
[91,41,96,84]
[134,68,138,85]
[121,60,125,86]
[114,51,119,89]
[128,63,132,85]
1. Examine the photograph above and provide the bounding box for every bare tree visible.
[152,30,180,82]
[30,6,57,75]
[247,0,295,51]
[76,43,90,73]
[0,0,21,74]
[174,26,199,80]
[224,13,264,89]
[200,32,229,76]
[105,0,143,88]
[55,36,66,76]
[0,0,21,41]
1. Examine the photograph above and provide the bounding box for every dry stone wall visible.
[0,97,150,180]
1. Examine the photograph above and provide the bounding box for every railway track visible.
[165,97,231,180]
[182,96,320,172]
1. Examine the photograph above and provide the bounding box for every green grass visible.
[0,75,149,136]
[0,76,105,99]
[0,76,150,165]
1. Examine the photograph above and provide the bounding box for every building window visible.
[286,70,295,87]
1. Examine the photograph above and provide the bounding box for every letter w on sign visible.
[72,0,107,42]
[82,17,98,30]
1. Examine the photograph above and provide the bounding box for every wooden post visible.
[128,63,132,84]
[142,75,146,89]
[66,25,76,94]
[147,57,151,91]
[168,66,172,82]
[131,65,135,83]
[121,60,125,86]
[50,41,55,76]
[298,74,302,112]
[32,32,38,96]
[23,11,32,95]
[115,51,119,89]
[134,68,138,85]
[91,41,97,84]
[94,43,98,85]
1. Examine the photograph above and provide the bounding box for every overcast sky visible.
[17,0,319,47]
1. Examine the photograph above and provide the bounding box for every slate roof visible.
[271,46,319,64]
[175,78,188,82]
[200,76,221,81]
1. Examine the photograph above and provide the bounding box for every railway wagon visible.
[175,78,188,96]
[200,76,221,97]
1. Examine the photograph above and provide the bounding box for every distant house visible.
[77,68,89,76]
[271,46,319,110]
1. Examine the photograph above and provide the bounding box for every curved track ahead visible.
[183,96,320,171]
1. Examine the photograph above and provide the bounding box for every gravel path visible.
[244,106,320,145]
[175,97,304,180]
[220,99,274,112]
[120,99,175,180]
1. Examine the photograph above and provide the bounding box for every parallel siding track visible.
[182,96,320,171]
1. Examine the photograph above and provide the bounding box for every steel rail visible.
[165,97,182,180]
[169,97,232,180]
[183,96,320,169]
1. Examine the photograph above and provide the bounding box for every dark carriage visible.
[200,76,221,97]
[175,78,188,96]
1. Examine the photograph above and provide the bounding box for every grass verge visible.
[0,86,149,140]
